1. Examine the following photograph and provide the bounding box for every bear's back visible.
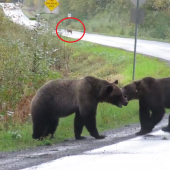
[33,79,84,117]
[39,79,81,100]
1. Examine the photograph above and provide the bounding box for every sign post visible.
[132,0,139,81]
[130,0,147,81]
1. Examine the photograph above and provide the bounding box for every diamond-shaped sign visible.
[44,0,59,11]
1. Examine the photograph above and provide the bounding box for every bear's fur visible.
[66,29,72,34]
[31,76,128,140]
[122,77,170,136]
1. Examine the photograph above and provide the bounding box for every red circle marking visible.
[56,17,86,43]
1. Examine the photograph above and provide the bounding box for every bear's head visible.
[103,80,128,108]
[122,80,145,101]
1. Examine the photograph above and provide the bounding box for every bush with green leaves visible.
[0,9,71,116]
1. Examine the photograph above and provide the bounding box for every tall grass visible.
[69,41,170,84]
[0,9,72,125]
[0,9,71,110]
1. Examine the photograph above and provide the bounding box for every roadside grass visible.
[1,11,170,151]
[67,40,170,84]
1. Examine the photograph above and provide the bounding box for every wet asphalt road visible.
[0,114,169,170]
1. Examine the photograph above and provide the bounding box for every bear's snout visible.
[122,96,128,106]
[121,88,130,101]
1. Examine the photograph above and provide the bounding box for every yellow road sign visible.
[44,0,59,11]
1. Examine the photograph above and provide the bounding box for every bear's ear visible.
[113,80,118,84]
[134,81,140,87]
[105,85,113,93]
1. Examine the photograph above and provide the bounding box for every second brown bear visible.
[122,76,170,135]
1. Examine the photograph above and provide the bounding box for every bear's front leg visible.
[79,101,106,139]
[83,113,106,139]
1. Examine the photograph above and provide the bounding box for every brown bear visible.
[122,76,170,136]
[66,29,72,34]
[31,76,128,140]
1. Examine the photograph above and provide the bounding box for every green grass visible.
[67,40,170,84]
